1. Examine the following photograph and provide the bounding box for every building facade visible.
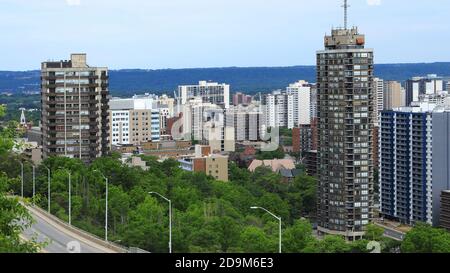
[178,145,229,181]
[225,104,263,142]
[178,81,230,109]
[379,103,450,227]
[440,191,450,231]
[379,105,434,225]
[109,95,160,146]
[263,81,312,129]
[292,118,318,155]
[383,81,405,110]
[41,53,109,163]
[405,75,444,106]
[431,108,450,226]
[374,77,384,124]
[316,27,375,238]
[233,92,253,106]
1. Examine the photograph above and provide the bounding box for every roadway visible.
[374,222,406,241]
[21,205,118,253]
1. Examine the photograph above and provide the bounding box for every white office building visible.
[109,94,160,146]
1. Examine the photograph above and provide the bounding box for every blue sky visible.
[1,0,449,70]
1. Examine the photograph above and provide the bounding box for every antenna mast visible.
[342,0,350,29]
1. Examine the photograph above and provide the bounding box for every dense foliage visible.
[0,94,41,125]
[401,223,450,253]
[1,147,407,253]
[0,105,42,253]
[255,147,286,160]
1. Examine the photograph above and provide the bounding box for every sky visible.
[1,0,449,70]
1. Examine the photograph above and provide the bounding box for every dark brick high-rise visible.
[41,54,109,163]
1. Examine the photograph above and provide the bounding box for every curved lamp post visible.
[149,191,172,253]
[250,206,282,253]
[58,168,72,226]
[42,165,51,214]
[93,169,109,242]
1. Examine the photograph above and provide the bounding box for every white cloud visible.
[66,0,81,6]
[367,0,381,6]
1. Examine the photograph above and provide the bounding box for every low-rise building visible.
[177,145,229,181]
[13,139,42,165]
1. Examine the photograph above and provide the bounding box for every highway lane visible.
[383,228,405,241]
[22,207,113,253]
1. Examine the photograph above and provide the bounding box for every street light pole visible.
[94,170,108,241]
[68,171,71,226]
[32,164,36,204]
[251,206,282,253]
[59,168,72,226]
[149,191,172,253]
[43,165,51,214]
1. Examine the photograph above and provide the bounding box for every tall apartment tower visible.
[41,54,109,163]
[379,105,434,225]
[405,75,444,106]
[383,81,405,110]
[263,81,312,129]
[316,23,375,238]
[178,81,230,109]
[373,78,384,124]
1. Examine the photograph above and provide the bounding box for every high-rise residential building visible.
[446,82,450,92]
[373,78,384,123]
[383,81,404,110]
[153,94,175,136]
[263,90,286,128]
[109,94,160,146]
[263,81,312,129]
[287,80,312,126]
[292,118,318,154]
[372,126,379,170]
[177,98,234,152]
[441,191,450,231]
[310,85,318,120]
[233,92,253,106]
[225,104,263,142]
[316,25,375,239]
[379,104,435,225]
[157,94,175,117]
[178,81,230,109]
[379,102,450,226]
[431,106,450,226]
[41,53,109,163]
[405,75,444,106]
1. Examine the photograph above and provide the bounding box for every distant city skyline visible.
[1,0,450,70]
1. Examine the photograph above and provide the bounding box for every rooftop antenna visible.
[342,0,350,29]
